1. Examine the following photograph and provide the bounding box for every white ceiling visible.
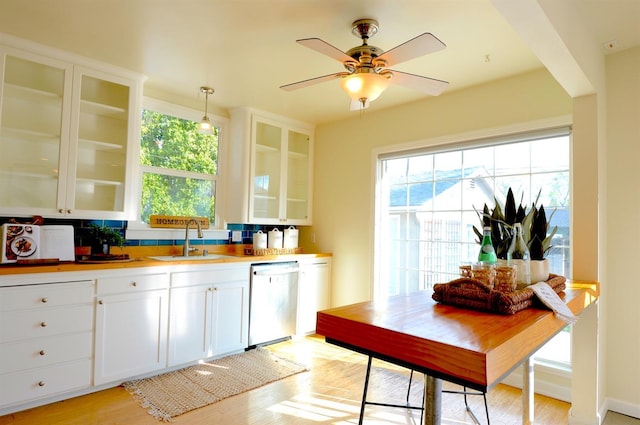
[0,0,638,125]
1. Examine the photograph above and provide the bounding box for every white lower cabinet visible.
[94,272,170,385]
[297,258,331,335]
[211,279,249,355]
[0,256,329,414]
[167,283,212,365]
[0,280,94,409]
[168,263,250,367]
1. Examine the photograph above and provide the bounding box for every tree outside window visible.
[139,109,219,225]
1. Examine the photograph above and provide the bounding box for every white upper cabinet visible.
[228,108,314,225]
[0,42,142,219]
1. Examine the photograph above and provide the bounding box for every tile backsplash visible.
[0,217,298,248]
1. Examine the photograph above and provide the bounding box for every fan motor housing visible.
[346,45,384,63]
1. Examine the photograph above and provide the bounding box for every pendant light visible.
[197,86,215,134]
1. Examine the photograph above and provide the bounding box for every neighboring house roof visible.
[389,167,488,207]
[388,167,569,228]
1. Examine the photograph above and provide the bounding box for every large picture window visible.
[376,132,570,297]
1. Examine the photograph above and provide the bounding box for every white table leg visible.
[424,375,442,425]
[523,357,534,424]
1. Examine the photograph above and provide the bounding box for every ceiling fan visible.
[280,18,449,110]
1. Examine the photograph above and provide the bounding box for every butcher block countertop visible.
[0,244,331,276]
[316,280,599,390]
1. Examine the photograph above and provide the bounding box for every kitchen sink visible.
[148,254,236,261]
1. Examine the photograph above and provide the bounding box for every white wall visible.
[604,46,640,418]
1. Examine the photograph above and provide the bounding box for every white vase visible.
[530,259,550,283]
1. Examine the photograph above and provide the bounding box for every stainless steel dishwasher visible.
[248,262,299,347]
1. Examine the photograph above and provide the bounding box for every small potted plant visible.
[473,187,557,281]
[86,224,125,256]
[473,187,527,260]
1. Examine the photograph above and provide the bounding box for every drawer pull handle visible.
[41,297,48,303]
[38,381,45,387]
[40,322,47,328]
[39,350,46,356]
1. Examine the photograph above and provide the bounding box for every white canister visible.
[253,230,267,249]
[267,228,283,249]
[283,226,298,249]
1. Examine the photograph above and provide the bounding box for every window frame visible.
[126,96,229,240]
[373,122,571,298]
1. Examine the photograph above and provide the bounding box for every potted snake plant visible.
[473,188,557,281]
[528,204,557,282]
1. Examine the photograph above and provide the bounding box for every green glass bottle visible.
[478,226,497,264]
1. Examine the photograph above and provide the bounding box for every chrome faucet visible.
[183,218,203,256]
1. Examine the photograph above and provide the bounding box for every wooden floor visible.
[0,335,637,425]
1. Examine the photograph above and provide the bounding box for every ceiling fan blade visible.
[377,33,446,67]
[389,70,449,96]
[350,99,370,111]
[280,72,345,91]
[297,38,354,63]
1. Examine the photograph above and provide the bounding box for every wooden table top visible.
[316,281,599,391]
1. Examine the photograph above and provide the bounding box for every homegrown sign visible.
[149,215,210,229]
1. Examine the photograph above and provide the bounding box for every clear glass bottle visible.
[507,223,531,286]
[478,226,497,264]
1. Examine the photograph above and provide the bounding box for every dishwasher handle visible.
[252,267,300,276]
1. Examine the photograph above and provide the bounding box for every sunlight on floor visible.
[268,393,358,422]
[266,391,489,424]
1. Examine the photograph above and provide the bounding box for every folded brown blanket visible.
[432,274,566,315]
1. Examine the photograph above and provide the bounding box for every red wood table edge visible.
[316,281,599,392]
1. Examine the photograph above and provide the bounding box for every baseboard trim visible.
[605,397,640,421]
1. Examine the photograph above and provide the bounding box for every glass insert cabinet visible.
[228,108,314,225]
[0,46,142,219]
[252,120,311,223]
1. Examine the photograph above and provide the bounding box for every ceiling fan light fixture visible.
[197,86,215,134]
[281,18,449,110]
[340,72,390,104]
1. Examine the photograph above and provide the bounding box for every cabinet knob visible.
[38,381,45,387]
[67,209,72,214]
[98,300,104,305]
[39,350,46,356]
[41,297,48,303]
[58,209,64,214]
[40,322,47,328]
[131,281,137,287]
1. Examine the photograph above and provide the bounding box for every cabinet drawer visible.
[171,265,250,288]
[0,305,93,343]
[0,332,92,374]
[0,281,94,312]
[0,359,92,408]
[97,273,169,295]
